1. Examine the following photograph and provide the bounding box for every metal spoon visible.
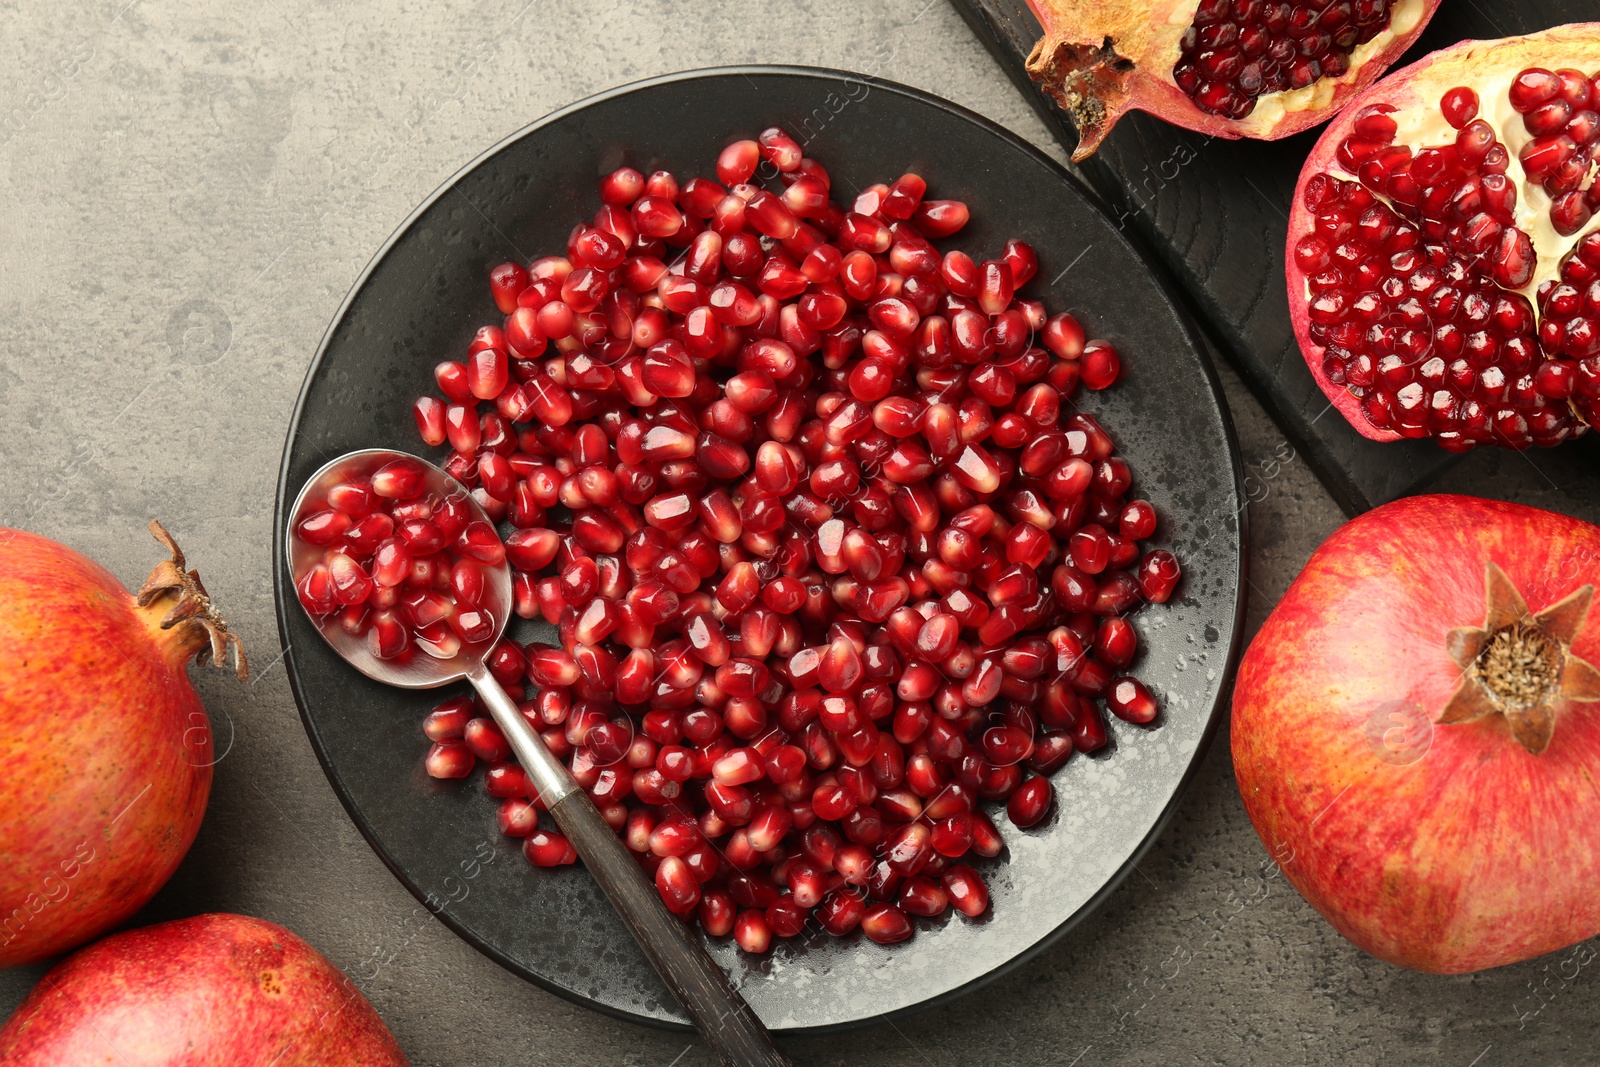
[288,448,789,1067]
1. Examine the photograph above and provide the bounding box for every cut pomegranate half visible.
[1287,25,1600,451]
[1025,0,1441,160]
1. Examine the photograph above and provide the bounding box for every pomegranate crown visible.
[138,520,249,680]
[1438,562,1600,754]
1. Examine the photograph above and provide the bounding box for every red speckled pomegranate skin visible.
[0,914,409,1066]
[0,529,209,966]
[1232,495,1600,973]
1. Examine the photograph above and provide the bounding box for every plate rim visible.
[271,62,1251,1036]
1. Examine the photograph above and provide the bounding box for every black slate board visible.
[952,0,1598,514]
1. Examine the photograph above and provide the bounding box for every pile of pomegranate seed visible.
[1175,0,1399,119]
[294,457,509,663]
[1512,67,1600,236]
[403,126,1180,951]
[1298,68,1600,450]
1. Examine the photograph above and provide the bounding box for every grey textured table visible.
[3,2,1599,1064]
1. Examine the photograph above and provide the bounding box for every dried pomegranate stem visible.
[137,520,248,679]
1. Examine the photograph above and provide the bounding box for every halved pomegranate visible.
[1025,0,1440,160]
[1287,25,1600,451]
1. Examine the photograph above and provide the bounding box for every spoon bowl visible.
[286,449,510,689]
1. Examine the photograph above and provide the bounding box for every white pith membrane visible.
[1297,50,1600,449]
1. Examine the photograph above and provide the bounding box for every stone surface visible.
[2,1,1599,1064]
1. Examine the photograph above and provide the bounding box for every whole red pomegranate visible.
[1287,25,1600,450]
[0,913,409,1065]
[1233,494,1600,973]
[1025,0,1440,160]
[0,523,245,966]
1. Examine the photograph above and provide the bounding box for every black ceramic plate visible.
[272,66,1247,1033]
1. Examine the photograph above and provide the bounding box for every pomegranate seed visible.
[817,890,866,935]
[644,170,678,199]
[467,347,508,400]
[766,896,808,938]
[981,724,1035,766]
[910,200,969,237]
[506,307,546,356]
[463,717,511,762]
[712,747,765,787]
[498,797,538,837]
[524,830,577,866]
[327,553,374,607]
[1007,775,1053,828]
[600,166,645,205]
[745,190,799,239]
[1080,340,1121,389]
[1138,550,1182,603]
[977,259,1013,316]
[296,509,352,547]
[423,698,474,741]
[941,865,989,917]
[1070,524,1112,574]
[456,520,507,565]
[435,361,473,403]
[1107,676,1159,723]
[699,890,736,937]
[425,741,474,779]
[860,902,913,944]
[631,196,682,238]
[656,856,701,914]
[717,140,760,185]
[1441,86,1479,129]
[649,817,701,858]
[370,460,425,500]
[485,762,530,799]
[1095,617,1139,668]
[1119,499,1158,540]
[641,343,695,397]
[733,909,772,953]
[1510,68,1561,112]
[899,876,949,917]
[883,173,927,219]
[411,397,448,446]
